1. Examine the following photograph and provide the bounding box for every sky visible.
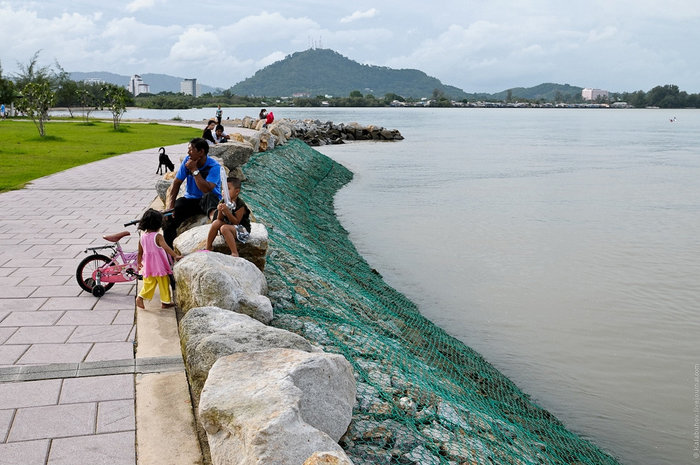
[1,0,700,94]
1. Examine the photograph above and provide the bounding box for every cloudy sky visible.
[2,0,699,94]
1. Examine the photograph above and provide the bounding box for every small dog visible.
[156,147,175,175]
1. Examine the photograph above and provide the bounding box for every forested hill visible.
[491,83,584,101]
[229,48,469,100]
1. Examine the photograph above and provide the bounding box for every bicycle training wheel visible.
[76,254,115,294]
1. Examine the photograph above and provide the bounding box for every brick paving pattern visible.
[0,144,189,464]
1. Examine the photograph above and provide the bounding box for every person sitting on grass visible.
[135,209,181,309]
[205,177,251,257]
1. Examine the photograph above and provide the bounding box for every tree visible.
[349,90,363,98]
[0,61,16,110]
[77,81,104,123]
[102,83,131,130]
[16,81,55,136]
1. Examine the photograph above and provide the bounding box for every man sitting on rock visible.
[163,137,221,247]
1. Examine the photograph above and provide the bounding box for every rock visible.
[208,141,254,171]
[402,445,440,465]
[199,349,356,465]
[179,306,316,403]
[173,252,273,323]
[172,223,268,271]
[155,178,172,204]
[176,214,210,237]
[303,451,354,465]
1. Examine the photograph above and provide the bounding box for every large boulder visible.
[208,141,254,171]
[173,252,273,324]
[180,306,317,403]
[199,349,356,465]
[173,223,268,271]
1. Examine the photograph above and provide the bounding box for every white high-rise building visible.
[128,75,150,96]
[582,88,609,101]
[180,78,198,97]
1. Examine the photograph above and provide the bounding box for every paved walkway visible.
[0,143,191,465]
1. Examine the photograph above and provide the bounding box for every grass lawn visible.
[0,119,199,192]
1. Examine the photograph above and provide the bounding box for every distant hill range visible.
[230,48,470,99]
[230,49,584,101]
[68,71,220,95]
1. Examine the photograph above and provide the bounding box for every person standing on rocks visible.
[163,137,222,247]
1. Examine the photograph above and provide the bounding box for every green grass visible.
[0,120,199,192]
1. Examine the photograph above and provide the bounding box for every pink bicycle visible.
[76,220,140,297]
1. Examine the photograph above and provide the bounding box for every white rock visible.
[200,349,356,465]
[173,252,273,324]
[173,223,269,271]
[179,306,316,402]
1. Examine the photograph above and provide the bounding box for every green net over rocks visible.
[242,139,620,465]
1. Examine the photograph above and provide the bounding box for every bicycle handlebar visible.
[123,210,173,227]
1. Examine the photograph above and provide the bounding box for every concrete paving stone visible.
[93,294,135,311]
[0,346,29,366]
[40,296,96,311]
[31,285,82,298]
[24,244,67,255]
[0,327,17,344]
[6,326,76,344]
[0,298,47,312]
[0,408,14,442]
[0,276,24,286]
[2,258,51,268]
[16,343,92,365]
[0,311,64,327]
[54,265,81,277]
[0,313,7,324]
[18,238,63,246]
[20,275,70,286]
[85,343,134,362]
[2,287,38,298]
[0,378,62,409]
[112,310,135,325]
[0,439,50,465]
[8,266,60,278]
[48,430,135,465]
[33,249,77,260]
[0,267,17,277]
[96,400,135,434]
[56,311,118,326]
[61,374,134,404]
[8,402,96,441]
[44,258,82,268]
[68,325,133,343]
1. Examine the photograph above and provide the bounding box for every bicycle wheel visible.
[76,254,116,294]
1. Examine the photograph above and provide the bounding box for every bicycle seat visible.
[103,231,131,243]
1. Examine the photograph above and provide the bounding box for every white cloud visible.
[169,27,219,61]
[126,0,158,13]
[340,8,378,23]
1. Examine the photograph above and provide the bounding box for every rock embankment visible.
[231,116,404,146]
[173,251,357,465]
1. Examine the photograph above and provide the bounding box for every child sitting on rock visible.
[205,177,251,256]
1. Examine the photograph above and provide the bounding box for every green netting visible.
[242,139,621,465]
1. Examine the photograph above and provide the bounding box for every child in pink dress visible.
[135,209,181,309]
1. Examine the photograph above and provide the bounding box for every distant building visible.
[292,92,311,98]
[83,78,105,85]
[582,88,609,101]
[181,78,198,97]
[128,74,150,96]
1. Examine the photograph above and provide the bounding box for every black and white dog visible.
[156,147,175,174]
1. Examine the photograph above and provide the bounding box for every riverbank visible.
[238,139,621,464]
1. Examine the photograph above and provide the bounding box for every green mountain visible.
[491,82,583,101]
[69,71,220,95]
[230,48,469,100]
